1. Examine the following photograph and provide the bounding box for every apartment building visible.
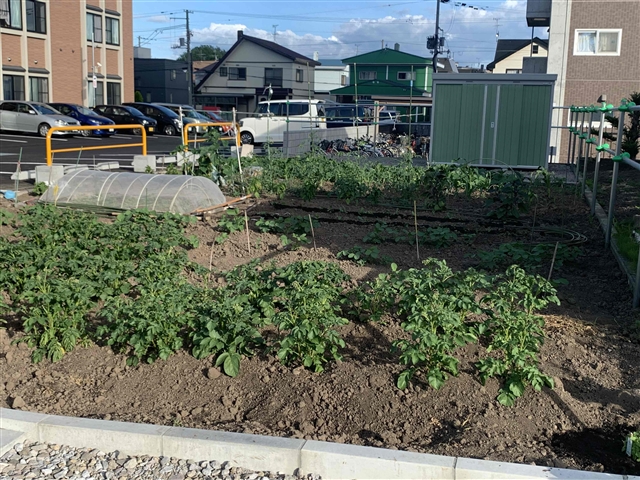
[0,0,133,105]
[527,0,640,160]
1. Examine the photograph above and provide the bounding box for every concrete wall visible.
[283,125,376,156]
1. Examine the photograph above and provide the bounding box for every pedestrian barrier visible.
[181,122,240,150]
[46,125,147,166]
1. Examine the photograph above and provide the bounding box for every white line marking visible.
[0,138,27,143]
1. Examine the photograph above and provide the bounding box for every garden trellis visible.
[39,170,226,215]
[568,98,640,305]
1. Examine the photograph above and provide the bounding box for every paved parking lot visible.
[0,131,184,190]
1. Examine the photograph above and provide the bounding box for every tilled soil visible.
[2,192,640,476]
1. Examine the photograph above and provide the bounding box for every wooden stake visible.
[244,210,251,253]
[547,241,559,282]
[208,239,216,279]
[414,200,420,261]
[308,214,317,250]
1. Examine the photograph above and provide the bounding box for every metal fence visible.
[569,99,640,305]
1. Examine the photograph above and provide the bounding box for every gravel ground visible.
[0,442,319,480]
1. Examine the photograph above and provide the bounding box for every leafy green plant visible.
[337,246,391,266]
[476,243,580,273]
[189,290,265,377]
[626,431,640,462]
[255,215,317,236]
[486,173,532,219]
[388,260,488,390]
[477,266,558,406]
[32,182,48,196]
[421,227,458,248]
[272,262,350,372]
[217,208,245,234]
[165,163,182,175]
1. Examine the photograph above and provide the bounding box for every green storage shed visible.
[430,74,556,169]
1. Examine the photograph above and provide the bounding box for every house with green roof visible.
[330,46,434,103]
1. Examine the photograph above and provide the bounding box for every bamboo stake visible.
[414,200,420,261]
[530,200,538,242]
[547,241,559,282]
[308,214,317,250]
[244,210,251,254]
[14,148,22,206]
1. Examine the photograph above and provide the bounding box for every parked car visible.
[92,105,157,135]
[154,103,205,133]
[123,102,184,136]
[0,101,80,137]
[239,99,326,144]
[48,103,115,137]
[197,109,233,134]
[324,105,373,128]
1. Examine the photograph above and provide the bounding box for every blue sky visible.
[133,0,539,66]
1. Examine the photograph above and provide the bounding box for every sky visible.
[133,0,541,67]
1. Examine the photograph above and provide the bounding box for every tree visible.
[178,45,227,62]
[134,91,143,102]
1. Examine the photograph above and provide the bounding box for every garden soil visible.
[2,193,640,476]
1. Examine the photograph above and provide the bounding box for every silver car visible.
[0,101,81,137]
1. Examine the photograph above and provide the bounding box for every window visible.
[105,17,119,45]
[256,103,281,115]
[286,103,309,116]
[171,70,176,81]
[229,67,246,80]
[574,29,621,56]
[88,80,104,107]
[86,13,102,42]
[358,71,376,80]
[505,69,522,74]
[107,82,121,105]
[397,71,416,81]
[264,68,283,87]
[295,69,303,83]
[146,92,151,102]
[219,67,228,77]
[26,0,46,33]
[3,75,25,100]
[340,74,347,86]
[0,0,22,29]
[0,102,18,111]
[29,77,48,102]
[532,44,539,54]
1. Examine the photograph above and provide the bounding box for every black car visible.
[92,105,157,135]
[123,102,183,136]
[324,105,373,128]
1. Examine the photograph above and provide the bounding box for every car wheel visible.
[131,128,142,135]
[80,128,92,137]
[38,123,51,137]
[163,124,177,136]
[240,131,254,145]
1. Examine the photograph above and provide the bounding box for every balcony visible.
[526,0,551,27]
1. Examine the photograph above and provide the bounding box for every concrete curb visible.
[1,408,637,480]
[0,428,26,456]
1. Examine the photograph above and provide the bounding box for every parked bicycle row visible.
[316,133,430,158]
[0,100,232,138]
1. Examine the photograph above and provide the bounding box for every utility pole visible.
[186,10,193,106]
[272,25,278,42]
[432,0,441,74]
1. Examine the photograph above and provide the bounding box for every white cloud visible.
[186,0,530,66]
[148,15,171,24]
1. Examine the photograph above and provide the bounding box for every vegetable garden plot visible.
[2,158,640,476]
[39,170,226,214]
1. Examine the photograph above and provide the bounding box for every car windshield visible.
[76,105,97,116]
[182,108,198,117]
[123,106,144,116]
[152,105,179,118]
[32,104,59,115]
[194,111,210,120]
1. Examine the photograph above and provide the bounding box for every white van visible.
[239,99,325,144]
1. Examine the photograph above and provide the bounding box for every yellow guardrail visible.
[46,124,147,166]
[182,122,240,150]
